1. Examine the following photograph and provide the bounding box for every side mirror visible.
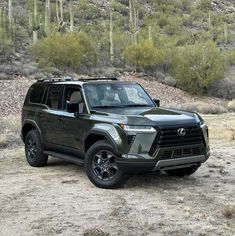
[153,99,160,107]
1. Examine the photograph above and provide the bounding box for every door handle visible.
[38,113,43,118]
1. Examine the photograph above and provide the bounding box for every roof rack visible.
[37,76,74,82]
[78,77,118,82]
[37,77,118,83]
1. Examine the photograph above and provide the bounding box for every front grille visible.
[149,124,204,156]
[161,146,202,160]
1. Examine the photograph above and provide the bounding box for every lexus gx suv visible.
[21,78,210,188]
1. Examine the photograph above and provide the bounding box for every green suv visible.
[21,78,210,188]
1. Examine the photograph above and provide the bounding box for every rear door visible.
[39,84,65,149]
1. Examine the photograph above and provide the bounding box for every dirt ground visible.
[0,114,235,236]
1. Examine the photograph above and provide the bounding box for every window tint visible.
[46,86,62,110]
[30,86,45,104]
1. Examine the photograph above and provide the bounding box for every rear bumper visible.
[116,152,209,173]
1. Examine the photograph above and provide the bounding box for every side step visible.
[43,150,84,165]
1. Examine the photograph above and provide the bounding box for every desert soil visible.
[0,114,235,236]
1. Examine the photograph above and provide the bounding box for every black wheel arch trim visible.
[21,119,43,144]
[83,129,119,154]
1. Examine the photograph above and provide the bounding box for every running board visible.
[43,150,84,165]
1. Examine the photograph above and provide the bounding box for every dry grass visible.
[174,102,228,114]
[222,206,235,219]
[204,113,235,142]
[0,115,21,149]
[228,100,235,112]
[83,228,110,236]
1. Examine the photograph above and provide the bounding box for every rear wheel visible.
[25,130,48,167]
[85,140,128,189]
[165,164,200,177]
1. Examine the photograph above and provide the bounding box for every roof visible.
[35,77,137,86]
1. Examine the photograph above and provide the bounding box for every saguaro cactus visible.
[69,0,74,31]
[129,0,139,44]
[148,25,152,44]
[32,0,40,43]
[109,9,114,64]
[44,0,51,36]
[8,0,14,39]
[224,24,228,44]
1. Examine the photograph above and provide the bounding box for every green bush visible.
[123,41,162,72]
[30,32,97,72]
[172,41,228,94]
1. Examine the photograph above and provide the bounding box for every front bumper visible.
[116,152,209,173]
[116,123,210,173]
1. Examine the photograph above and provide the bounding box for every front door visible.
[55,86,89,154]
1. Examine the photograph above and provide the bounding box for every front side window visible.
[46,86,62,110]
[64,87,85,113]
[84,83,155,108]
[29,85,45,104]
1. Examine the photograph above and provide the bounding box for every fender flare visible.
[84,129,119,154]
[21,119,42,143]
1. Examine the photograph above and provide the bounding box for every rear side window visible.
[46,86,62,110]
[30,85,45,104]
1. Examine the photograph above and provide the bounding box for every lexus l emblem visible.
[178,128,186,137]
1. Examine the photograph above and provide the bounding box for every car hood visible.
[94,107,199,126]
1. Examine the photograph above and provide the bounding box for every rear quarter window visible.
[29,85,45,104]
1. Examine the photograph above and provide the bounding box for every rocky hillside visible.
[1,0,235,99]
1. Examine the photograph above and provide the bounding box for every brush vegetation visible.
[1,0,235,95]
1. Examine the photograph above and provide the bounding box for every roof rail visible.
[37,76,74,82]
[78,77,118,82]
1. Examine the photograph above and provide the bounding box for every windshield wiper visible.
[123,104,153,107]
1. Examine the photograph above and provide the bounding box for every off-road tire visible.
[165,164,200,177]
[25,130,48,167]
[85,140,128,189]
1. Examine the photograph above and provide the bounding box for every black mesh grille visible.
[161,146,202,160]
[149,124,204,156]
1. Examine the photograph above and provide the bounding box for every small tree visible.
[172,41,228,94]
[123,41,161,71]
[30,32,97,72]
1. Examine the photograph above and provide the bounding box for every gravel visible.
[0,75,224,117]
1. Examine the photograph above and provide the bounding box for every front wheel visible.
[165,164,200,177]
[85,140,128,189]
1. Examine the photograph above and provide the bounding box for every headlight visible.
[119,124,156,133]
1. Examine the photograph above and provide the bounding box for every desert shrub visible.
[30,32,97,72]
[225,49,235,66]
[172,41,228,95]
[0,36,13,62]
[0,115,21,149]
[177,102,228,114]
[209,73,235,99]
[227,100,235,112]
[123,41,162,72]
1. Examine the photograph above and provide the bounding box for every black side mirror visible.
[66,101,79,113]
[153,99,160,107]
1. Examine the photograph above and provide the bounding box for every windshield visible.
[84,82,155,109]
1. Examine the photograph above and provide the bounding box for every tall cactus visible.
[224,24,228,44]
[148,25,152,44]
[208,10,211,28]
[0,7,3,29]
[60,0,64,22]
[8,0,14,40]
[69,0,74,31]
[109,6,114,64]
[44,0,51,36]
[129,0,139,44]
